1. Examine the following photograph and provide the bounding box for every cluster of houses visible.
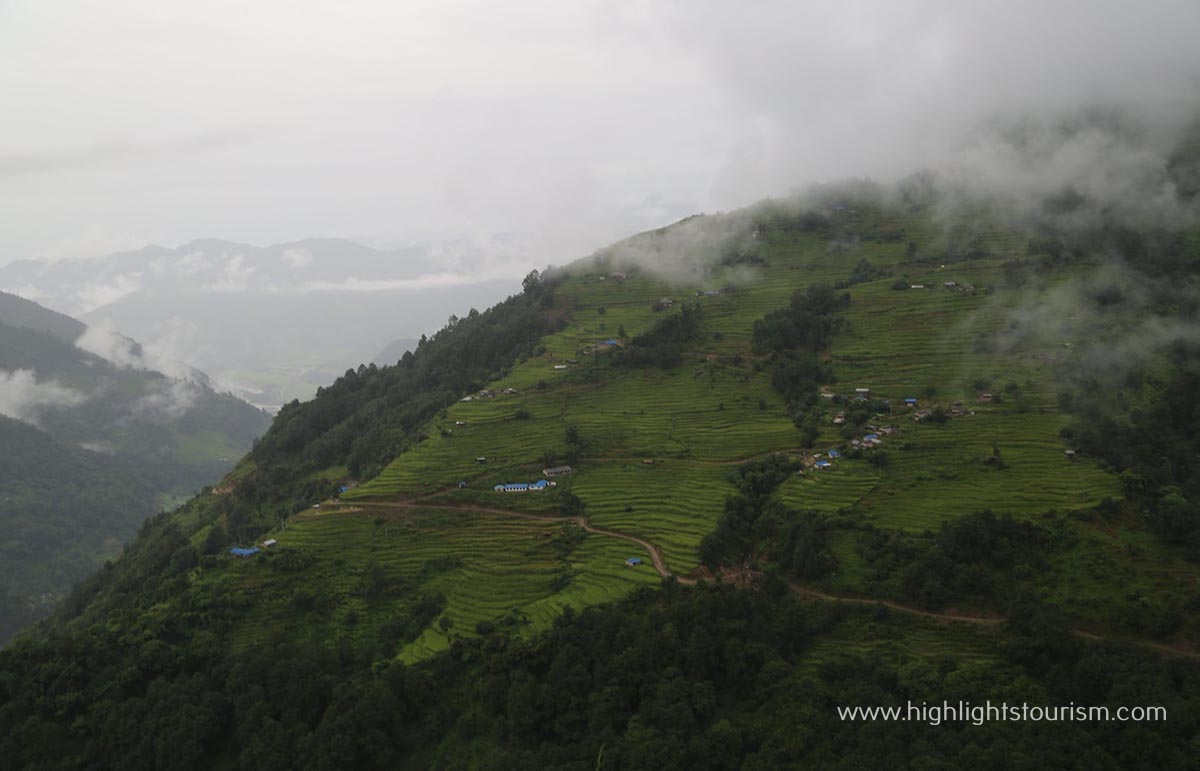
[827,386,988,427]
[460,387,519,403]
[492,466,573,493]
[822,387,875,404]
[812,452,836,470]
[911,400,976,422]
[849,426,894,449]
[809,424,895,471]
[494,480,557,493]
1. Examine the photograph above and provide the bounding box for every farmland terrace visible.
[183,201,1200,661]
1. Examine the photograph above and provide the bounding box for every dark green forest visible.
[2,581,1197,770]
[0,416,158,643]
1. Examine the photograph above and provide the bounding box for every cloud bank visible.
[74,321,196,382]
[0,369,87,425]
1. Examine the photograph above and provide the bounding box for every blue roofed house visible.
[625,557,643,567]
[828,449,842,459]
[814,460,832,469]
[230,547,260,557]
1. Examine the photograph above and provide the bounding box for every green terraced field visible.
[207,507,658,662]
[247,202,1197,651]
[347,211,1120,562]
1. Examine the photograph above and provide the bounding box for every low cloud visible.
[74,323,146,370]
[597,210,759,283]
[979,260,1200,385]
[134,379,199,419]
[207,254,257,291]
[0,369,87,424]
[919,109,1200,236]
[140,317,209,381]
[281,247,313,268]
[74,320,198,382]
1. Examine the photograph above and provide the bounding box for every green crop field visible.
[202,506,659,662]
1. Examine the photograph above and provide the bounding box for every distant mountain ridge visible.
[0,238,434,308]
[0,237,524,408]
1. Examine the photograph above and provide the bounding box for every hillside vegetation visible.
[3,185,1200,767]
[0,298,271,643]
[0,416,158,642]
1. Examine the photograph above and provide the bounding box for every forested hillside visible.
[0,298,271,643]
[3,184,1200,767]
[0,416,158,643]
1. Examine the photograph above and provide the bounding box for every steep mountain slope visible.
[0,290,85,342]
[0,319,267,493]
[2,189,1199,767]
[0,296,271,642]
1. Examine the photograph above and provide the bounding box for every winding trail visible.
[784,583,1003,626]
[334,498,1200,661]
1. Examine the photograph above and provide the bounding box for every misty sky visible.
[3,0,1198,271]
